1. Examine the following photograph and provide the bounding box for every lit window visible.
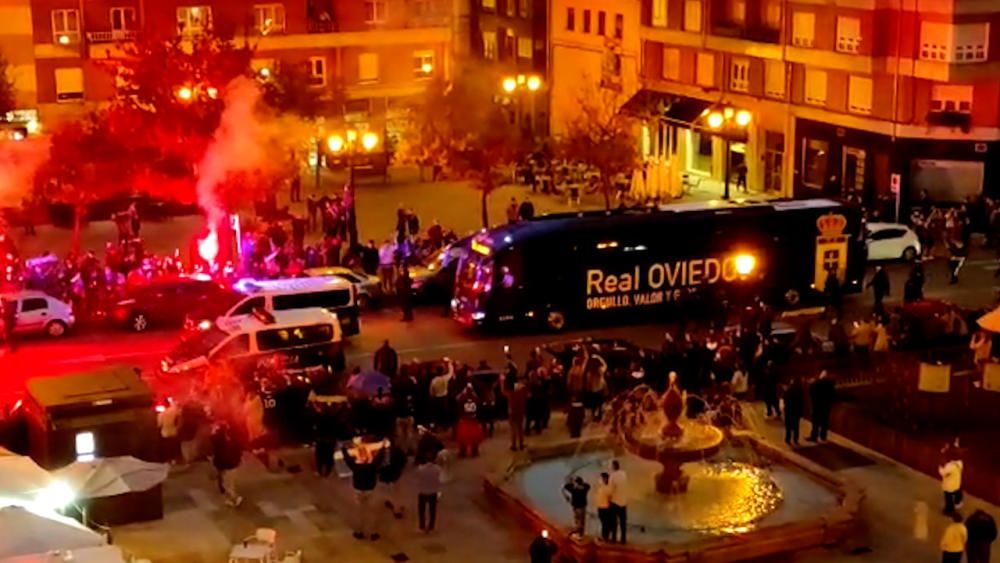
[804,68,827,106]
[309,56,326,86]
[764,60,785,98]
[847,75,872,114]
[482,0,496,9]
[652,0,667,27]
[365,0,387,23]
[51,9,80,45]
[413,50,434,77]
[662,47,681,81]
[695,52,714,87]
[791,11,815,47]
[684,0,702,32]
[359,53,379,83]
[931,85,973,113]
[253,4,286,34]
[483,30,497,59]
[177,6,211,35]
[517,37,533,59]
[836,16,861,53]
[730,58,749,92]
[729,0,746,25]
[75,431,96,462]
[55,67,84,102]
[110,7,136,34]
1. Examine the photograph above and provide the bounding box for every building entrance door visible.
[842,147,866,198]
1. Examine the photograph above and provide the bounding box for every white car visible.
[1,290,75,337]
[865,222,922,262]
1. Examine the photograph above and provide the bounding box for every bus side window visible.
[231,296,265,316]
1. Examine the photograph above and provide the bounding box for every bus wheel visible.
[546,311,567,332]
[784,289,801,307]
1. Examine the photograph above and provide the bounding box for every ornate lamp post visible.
[702,106,752,200]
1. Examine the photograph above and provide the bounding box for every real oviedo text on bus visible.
[450,199,865,331]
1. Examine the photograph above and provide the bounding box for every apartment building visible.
[470,0,547,73]
[25,0,455,130]
[548,0,641,136]
[634,0,1000,204]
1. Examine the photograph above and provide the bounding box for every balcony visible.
[86,30,137,43]
[307,19,336,33]
[711,22,780,44]
[927,110,972,132]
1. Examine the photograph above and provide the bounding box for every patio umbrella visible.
[0,453,53,505]
[977,306,1000,333]
[0,506,106,558]
[54,457,168,499]
[0,545,126,563]
[346,370,391,396]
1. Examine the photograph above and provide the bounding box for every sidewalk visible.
[109,402,999,563]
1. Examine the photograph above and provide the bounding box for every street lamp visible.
[703,105,752,200]
[176,86,194,102]
[500,74,544,138]
[326,129,381,247]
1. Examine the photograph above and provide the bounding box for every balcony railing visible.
[86,30,137,43]
[927,110,972,132]
[711,23,780,44]
[307,19,336,33]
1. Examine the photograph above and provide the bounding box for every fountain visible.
[483,374,863,562]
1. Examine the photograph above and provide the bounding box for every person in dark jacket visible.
[397,268,414,322]
[529,530,558,563]
[904,263,925,303]
[342,443,386,540]
[808,370,836,442]
[378,440,407,519]
[563,476,591,537]
[782,378,805,446]
[867,265,890,317]
[518,199,535,221]
[373,340,399,378]
[966,510,998,563]
[312,404,337,477]
[211,422,243,507]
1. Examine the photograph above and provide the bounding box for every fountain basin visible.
[483,433,862,563]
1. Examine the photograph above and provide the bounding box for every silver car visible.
[305,267,382,308]
[1,290,75,337]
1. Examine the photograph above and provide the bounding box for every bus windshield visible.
[456,252,493,298]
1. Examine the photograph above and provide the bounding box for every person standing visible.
[758,361,781,418]
[562,476,591,537]
[941,511,968,563]
[378,240,396,294]
[290,175,302,203]
[609,460,629,544]
[518,198,535,221]
[939,455,965,514]
[374,340,399,378]
[824,270,843,320]
[867,265,890,317]
[378,440,407,519]
[397,267,414,322]
[529,530,558,563]
[415,454,443,533]
[965,510,997,563]
[808,370,836,442]
[783,378,804,446]
[595,472,615,542]
[904,263,925,303]
[210,422,243,508]
[506,376,527,451]
[342,443,386,540]
[312,403,336,477]
[506,198,520,224]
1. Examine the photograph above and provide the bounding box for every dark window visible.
[615,13,624,38]
[583,9,591,32]
[597,11,606,35]
[231,296,266,316]
[21,298,47,312]
[566,7,574,30]
[212,334,250,360]
[256,324,334,352]
[272,289,352,311]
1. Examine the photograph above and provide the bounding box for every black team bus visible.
[451,199,865,331]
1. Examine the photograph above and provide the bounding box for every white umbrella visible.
[0,507,106,558]
[55,457,168,499]
[977,306,1000,333]
[0,546,126,563]
[0,454,53,505]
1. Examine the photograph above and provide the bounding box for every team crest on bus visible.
[816,214,847,238]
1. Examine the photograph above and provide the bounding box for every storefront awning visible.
[620,90,713,128]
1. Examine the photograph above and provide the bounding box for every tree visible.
[559,89,640,209]
[260,60,340,119]
[0,53,16,118]
[393,77,452,181]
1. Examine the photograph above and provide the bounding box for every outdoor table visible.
[228,543,272,563]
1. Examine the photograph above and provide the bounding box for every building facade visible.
[23,0,457,131]
[548,0,641,136]
[634,0,1000,205]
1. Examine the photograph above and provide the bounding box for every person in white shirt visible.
[429,359,455,430]
[941,511,968,563]
[609,460,629,544]
[378,240,396,294]
[939,457,964,514]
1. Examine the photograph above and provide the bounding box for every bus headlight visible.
[734,253,756,276]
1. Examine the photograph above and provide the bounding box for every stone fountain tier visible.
[621,421,725,494]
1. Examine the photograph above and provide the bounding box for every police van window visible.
[232,296,265,316]
[256,323,334,352]
[273,290,351,311]
[21,298,48,312]
[213,334,250,359]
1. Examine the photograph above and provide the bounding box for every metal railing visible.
[86,30,137,43]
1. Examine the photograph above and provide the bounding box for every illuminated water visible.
[509,448,840,545]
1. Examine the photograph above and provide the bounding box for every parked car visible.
[305,266,382,308]
[410,237,471,302]
[112,276,231,333]
[1,290,75,337]
[865,222,921,261]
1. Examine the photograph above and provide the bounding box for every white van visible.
[163,308,344,376]
[185,276,360,337]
